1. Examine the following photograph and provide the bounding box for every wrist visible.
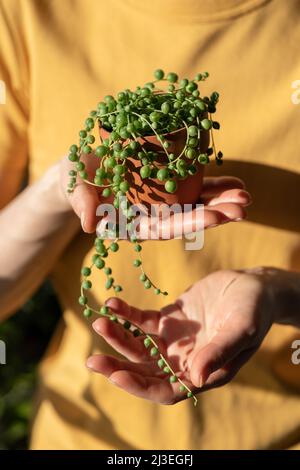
[246,267,300,328]
[33,161,73,215]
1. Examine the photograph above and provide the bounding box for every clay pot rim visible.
[98,89,206,140]
[99,121,187,140]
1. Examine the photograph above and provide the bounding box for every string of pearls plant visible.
[67,70,222,404]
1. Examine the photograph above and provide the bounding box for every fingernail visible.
[198,367,211,387]
[81,212,86,231]
[209,223,218,228]
[92,320,101,332]
[239,190,252,202]
[199,375,207,388]
[234,218,243,222]
[86,358,94,370]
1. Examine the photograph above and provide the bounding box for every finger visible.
[139,197,248,238]
[139,205,243,239]
[87,353,197,404]
[87,354,176,403]
[203,208,234,228]
[105,297,161,334]
[201,176,246,196]
[92,317,150,362]
[200,346,258,390]
[107,369,176,404]
[202,189,252,207]
[68,183,100,233]
[86,354,155,377]
[61,155,100,233]
[182,203,247,232]
[205,203,246,223]
[190,319,256,387]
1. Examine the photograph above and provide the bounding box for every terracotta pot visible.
[99,124,209,209]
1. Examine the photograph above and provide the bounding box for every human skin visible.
[61,154,251,234]
[63,156,300,404]
[0,155,298,405]
[87,267,300,404]
[0,156,250,321]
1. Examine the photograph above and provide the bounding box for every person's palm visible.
[87,269,273,404]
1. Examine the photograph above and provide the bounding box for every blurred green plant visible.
[0,281,61,449]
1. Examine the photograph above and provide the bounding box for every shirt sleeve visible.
[0,0,29,203]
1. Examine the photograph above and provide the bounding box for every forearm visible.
[0,162,80,321]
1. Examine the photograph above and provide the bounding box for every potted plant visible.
[67,70,223,404]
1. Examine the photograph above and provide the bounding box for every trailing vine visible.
[68,69,223,404]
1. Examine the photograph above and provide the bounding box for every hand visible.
[60,155,251,235]
[87,268,277,405]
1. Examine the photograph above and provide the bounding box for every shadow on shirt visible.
[207,160,300,233]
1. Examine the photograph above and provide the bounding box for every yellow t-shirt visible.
[0,0,300,450]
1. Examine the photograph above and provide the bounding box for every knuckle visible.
[216,376,231,388]
[242,323,258,340]
[162,397,177,406]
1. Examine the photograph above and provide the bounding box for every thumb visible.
[190,325,253,388]
[61,155,100,233]
[68,182,100,233]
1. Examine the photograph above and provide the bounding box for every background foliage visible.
[0,281,61,449]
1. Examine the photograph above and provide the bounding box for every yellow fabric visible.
[0,0,300,450]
